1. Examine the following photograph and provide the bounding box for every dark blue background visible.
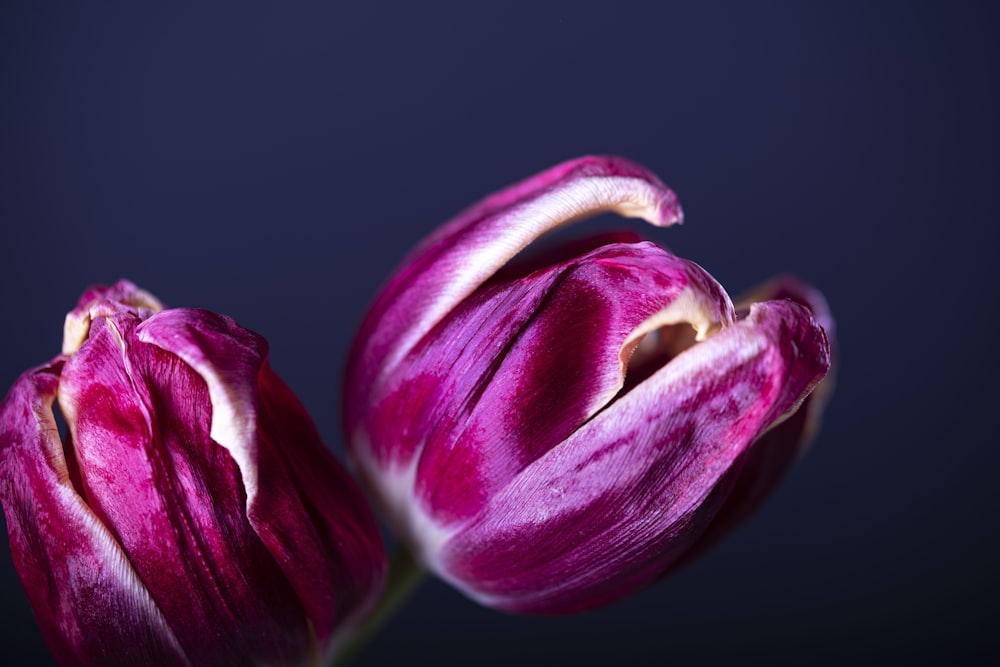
[2,2,996,664]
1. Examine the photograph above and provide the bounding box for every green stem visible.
[329,548,425,667]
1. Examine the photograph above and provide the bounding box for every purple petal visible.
[253,364,386,649]
[361,241,735,529]
[344,156,684,452]
[662,278,837,570]
[735,275,835,345]
[0,362,191,666]
[436,300,830,613]
[62,311,312,665]
[139,308,385,649]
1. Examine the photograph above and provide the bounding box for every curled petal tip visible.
[345,155,688,428]
[668,201,684,226]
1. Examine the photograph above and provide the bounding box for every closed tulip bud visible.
[0,280,385,666]
[343,156,833,614]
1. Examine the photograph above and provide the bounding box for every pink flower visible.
[343,156,833,614]
[0,281,385,666]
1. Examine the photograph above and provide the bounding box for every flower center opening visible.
[621,323,700,394]
[53,398,87,500]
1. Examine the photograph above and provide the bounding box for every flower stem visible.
[330,548,425,667]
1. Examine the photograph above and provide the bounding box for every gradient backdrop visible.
[1,2,996,665]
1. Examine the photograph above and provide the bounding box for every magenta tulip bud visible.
[343,156,833,614]
[1,281,385,666]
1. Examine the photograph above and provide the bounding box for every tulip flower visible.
[0,281,385,666]
[343,156,833,614]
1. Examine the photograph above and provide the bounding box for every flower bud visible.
[1,281,385,665]
[343,156,833,614]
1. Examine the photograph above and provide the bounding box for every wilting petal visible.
[255,365,386,650]
[60,312,311,665]
[345,156,684,440]
[437,300,830,613]
[0,363,190,666]
[139,309,385,649]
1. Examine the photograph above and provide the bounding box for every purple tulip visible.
[0,281,385,666]
[343,156,833,614]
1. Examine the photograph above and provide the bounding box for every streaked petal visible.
[733,275,836,452]
[663,277,838,569]
[136,308,267,504]
[62,312,310,665]
[362,241,734,529]
[345,156,683,441]
[438,300,830,613]
[254,364,386,649]
[140,309,385,648]
[0,363,190,666]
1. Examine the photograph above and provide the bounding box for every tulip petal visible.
[437,300,830,613]
[345,156,684,443]
[663,277,837,570]
[254,364,386,651]
[361,241,735,529]
[140,309,385,649]
[0,363,191,666]
[61,312,311,665]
